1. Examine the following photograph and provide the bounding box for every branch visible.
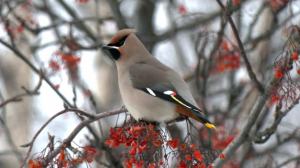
[36,17,104,34]
[0,117,24,163]
[245,6,300,50]
[0,38,102,153]
[0,39,73,107]
[104,0,128,29]
[276,154,300,168]
[256,127,300,154]
[252,101,298,143]
[19,108,127,168]
[215,0,264,93]
[244,1,269,42]
[0,70,42,108]
[200,19,226,116]
[19,107,127,168]
[5,2,37,34]
[212,77,278,168]
[31,38,103,51]
[56,0,97,42]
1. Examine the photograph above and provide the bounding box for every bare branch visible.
[19,107,127,168]
[215,0,264,93]
[104,0,128,29]
[0,71,42,108]
[56,0,97,42]
[253,101,299,143]
[212,77,278,168]
[0,38,73,107]
[0,118,24,163]
[276,154,300,168]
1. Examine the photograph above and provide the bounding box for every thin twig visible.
[212,77,278,168]
[19,108,127,168]
[0,38,102,153]
[252,101,298,143]
[0,71,42,107]
[19,107,123,168]
[215,0,264,93]
[0,39,73,107]
[276,154,300,168]
[36,17,103,34]
[0,117,23,163]
[56,0,97,42]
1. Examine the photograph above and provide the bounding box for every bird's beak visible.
[101,45,112,50]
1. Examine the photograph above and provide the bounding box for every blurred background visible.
[1,0,300,167]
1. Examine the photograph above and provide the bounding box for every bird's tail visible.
[193,111,217,130]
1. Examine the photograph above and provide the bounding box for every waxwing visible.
[102,29,216,129]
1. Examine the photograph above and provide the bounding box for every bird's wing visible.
[129,61,216,129]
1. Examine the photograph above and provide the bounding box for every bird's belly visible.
[121,88,179,122]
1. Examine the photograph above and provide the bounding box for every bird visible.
[101,29,216,129]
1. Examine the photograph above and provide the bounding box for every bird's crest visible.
[109,29,137,45]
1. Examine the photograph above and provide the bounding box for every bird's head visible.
[101,29,137,61]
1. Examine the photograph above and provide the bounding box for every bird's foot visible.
[138,119,160,126]
[166,115,188,124]
[176,115,188,122]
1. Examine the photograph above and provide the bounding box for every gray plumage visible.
[101,29,216,129]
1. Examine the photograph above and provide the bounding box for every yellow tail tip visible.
[205,123,217,130]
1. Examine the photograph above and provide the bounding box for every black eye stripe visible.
[108,35,128,47]
[118,36,127,46]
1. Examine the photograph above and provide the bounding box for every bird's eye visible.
[117,36,128,46]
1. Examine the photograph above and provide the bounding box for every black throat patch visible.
[107,48,121,60]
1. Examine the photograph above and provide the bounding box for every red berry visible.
[219,153,226,159]
[271,97,279,102]
[153,139,163,147]
[125,162,132,168]
[190,144,197,150]
[147,125,154,131]
[86,157,93,163]
[131,140,138,148]
[293,52,298,60]
[180,144,186,150]
[274,68,281,72]
[129,148,136,155]
[193,151,202,161]
[185,155,192,161]
[63,160,67,167]
[274,72,283,78]
[129,157,136,163]
[149,163,155,168]
[178,5,187,14]
[158,161,164,166]
[233,0,239,5]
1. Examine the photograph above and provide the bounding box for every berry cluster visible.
[105,123,168,167]
[47,36,81,85]
[232,0,239,5]
[200,124,240,168]
[214,41,241,73]
[105,115,223,168]
[28,145,98,168]
[76,0,90,3]
[270,26,300,108]
[2,0,36,40]
[209,125,238,150]
[270,0,289,9]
